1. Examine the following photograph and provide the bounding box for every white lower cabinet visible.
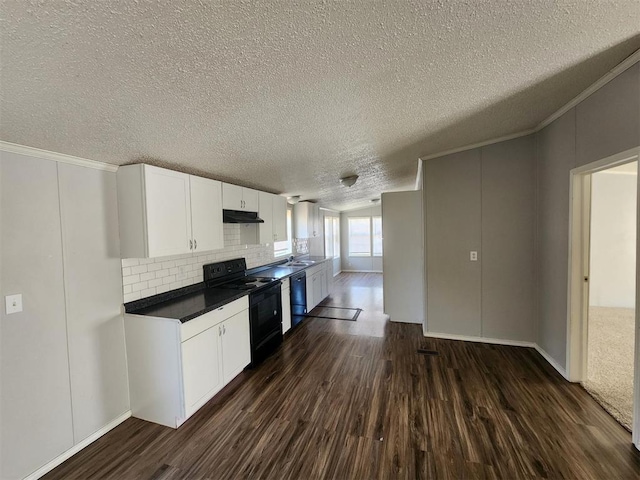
[124,296,250,428]
[182,325,224,417]
[221,310,252,382]
[281,278,291,333]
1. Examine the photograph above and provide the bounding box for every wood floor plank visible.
[42,273,640,480]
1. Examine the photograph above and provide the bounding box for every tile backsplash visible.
[121,224,276,303]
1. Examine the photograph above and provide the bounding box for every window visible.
[372,216,382,257]
[273,208,292,257]
[347,216,382,257]
[324,216,340,258]
[348,217,371,256]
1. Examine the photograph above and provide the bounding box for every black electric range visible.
[204,258,283,367]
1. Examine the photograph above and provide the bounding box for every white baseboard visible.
[534,345,570,381]
[422,331,571,382]
[24,410,132,480]
[423,331,536,348]
[340,270,383,273]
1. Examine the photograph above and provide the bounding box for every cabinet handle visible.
[218,326,222,336]
[223,325,226,335]
[189,239,193,250]
[194,239,197,250]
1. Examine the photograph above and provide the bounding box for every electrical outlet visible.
[5,294,23,314]
[470,251,478,261]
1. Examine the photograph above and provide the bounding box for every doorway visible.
[584,161,637,429]
[567,147,640,449]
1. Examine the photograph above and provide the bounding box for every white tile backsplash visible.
[121,224,277,303]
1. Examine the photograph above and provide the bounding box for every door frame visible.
[566,146,640,448]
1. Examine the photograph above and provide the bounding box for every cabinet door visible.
[222,183,243,210]
[273,195,288,242]
[181,326,223,415]
[190,176,224,252]
[242,188,259,212]
[281,287,292,334]
[221,310,251,383]
[320,270,327,300]
[313,273,323,307]
[258,191,274,244]
[294,202,311,239]
[145,166,192,257]
[326,261,334,295]
[306,274,314,310]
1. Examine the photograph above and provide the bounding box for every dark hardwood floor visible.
[44,272,640,479]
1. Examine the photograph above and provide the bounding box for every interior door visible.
[190,176,224,252]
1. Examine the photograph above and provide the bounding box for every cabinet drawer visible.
[307,264,323,276]
[181,296,249,342]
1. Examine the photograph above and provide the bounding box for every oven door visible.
[249,282,283,365]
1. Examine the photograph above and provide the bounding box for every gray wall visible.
[1,152,129,479]
[1,154,74,480]
[536,62,640,369]
[425,136,536,342]
[58,164,130,442]
[340,206,383,272]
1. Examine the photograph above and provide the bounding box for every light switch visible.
[470,251,478,261]
[5,294,23,314]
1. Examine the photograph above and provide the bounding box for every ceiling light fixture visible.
[339,175,359,187]
[287,195,301,204]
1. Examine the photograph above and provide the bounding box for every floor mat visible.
[305,306,361,321]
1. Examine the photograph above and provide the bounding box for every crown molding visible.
[536,48,640,131]
[0,141,118,172]
[419,48,640,164]
[419,129,535,162]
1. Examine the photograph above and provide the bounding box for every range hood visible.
[223,209,264,224]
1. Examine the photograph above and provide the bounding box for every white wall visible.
[589,165,638,308]
[340,205,383,273]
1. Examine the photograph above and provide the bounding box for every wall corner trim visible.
[22,410,132,480]
[0,141,119,172]
[534,345,571,382]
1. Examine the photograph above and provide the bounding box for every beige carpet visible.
[583,306,635,430]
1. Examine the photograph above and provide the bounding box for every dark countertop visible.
[250,256,333,280]
[125,256,334,323]
[127,287,249,323]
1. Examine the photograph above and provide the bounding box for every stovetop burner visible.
[203,259,280,292]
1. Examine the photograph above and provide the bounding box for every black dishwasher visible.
[290,271,307,328]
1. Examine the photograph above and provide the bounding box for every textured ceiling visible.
[1,1,639,211]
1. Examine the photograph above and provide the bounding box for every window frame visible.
[273,207,293,257]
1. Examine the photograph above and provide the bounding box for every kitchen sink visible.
[285,261,314,267]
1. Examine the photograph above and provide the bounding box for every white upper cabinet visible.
[258,191,275,244]
[189,176,224,252]
[242,188,259,212]
[258,192,288,244]
[272,195,288,241]
[222,183,259,212]
[117,164,224,258]
[293,201,320,238]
